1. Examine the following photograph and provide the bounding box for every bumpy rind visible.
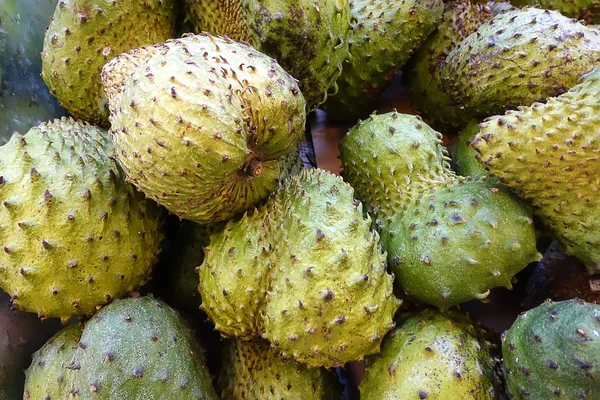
[218,339,342,399]
[102,33,306,224]
[340,111,541,309]
[472,66,600,274]
[451,118,497,182]
[323,0,444,123]
[0,117,164,321]
[199,168,401,368]
[441,7,600,119]
[42,0,176,127]
[502,299,600,399]
[360,309,500,399]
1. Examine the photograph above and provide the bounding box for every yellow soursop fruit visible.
[184,0,351,111]
[218,339,342,399]
[472,66,600,274]
[0,117,164,321]
[101,33,306,224]
[199,168,401,368]
[41,0,177,127]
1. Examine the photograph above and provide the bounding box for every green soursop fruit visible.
[102,33,306,224]
[0,291,62,399]
[0,0,67,143]
[502,299,600,399]
[41,0,176,127]
[24,296,219,399]
[322,0,444,123]
[451,118,497,181]
[472,67,600,274]
[0,118,164,321]
[407,1,492,131]
[511,0,600,21]
[360,309,500,399]
[199,168,401,367]
[218,339,342,399]
[339,112,541,309]
[23,323,83,399]
[184,0,351,111]
[440,7,600,120]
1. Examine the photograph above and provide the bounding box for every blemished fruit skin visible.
[41,0,177,127]
[218,339,343,399]
[0,291,62,400]
[24,296,219,399]
[102,33,306,225]
[360,310,500,400]
[339,112,541,309]
[199,168,401,368]
[511,0,600,20]
[407,1,492,131]
[441,8,600,120]
[502,299,600,399]
[323,0,444,123]
[472,67,600,274]
[0,118,164,321]
[185,0,350,111]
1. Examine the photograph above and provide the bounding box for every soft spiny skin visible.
[502,299,600,399]
[23,323,83,399]
[441,8,600,120]
[407,1,491,131]
[185,0,350,111]
[199,169,401,368]
[24,296,219,399]
[472,67,600,274]
[340,112,541,309]
[0,291,62,399]
[218,339,342,399]
[360,310,499,399]
[451,119,497,181]
[0,118,164,321]
[511,0,600,20]
[323,0,444,123]
[41,0,176,127]
[102,33,306,224]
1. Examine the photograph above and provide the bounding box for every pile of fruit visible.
[1,0,600,399]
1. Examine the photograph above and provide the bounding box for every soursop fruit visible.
[407,1,491,131]
[184,0,350,111]
[502,299,600,399]
[41,0,177,127]
[218,339,342,399]
[102,33,306,224]
[441,7,600,120]
[451,118,498,182]
[472,66,600,274]
[0,290,62,400]
[0,118,164,321]
[339,112,541,309]
[511,0,600,21]
[199,168,401,368]
[360,309,500,399]
[322,0,444,123]
[24,296,219,399]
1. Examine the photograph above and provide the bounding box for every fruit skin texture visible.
[24,296,219,399]
[23,323,83,399]
[218,339,342,399]
[451,118,497,182]
[323,0,444,123]
[185,0,350,111]
[511,0,599,20]
[0,117,164,321]
[199,168,401,368]
[0,291,62,400]
[407,1,491,131]
[102,33,306,225]
[41,0,176,127]
[472,67,600,274]
[441,8,600,120]
[360,310,499,399]
[339,112,541,309]
[502,299,600,399]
